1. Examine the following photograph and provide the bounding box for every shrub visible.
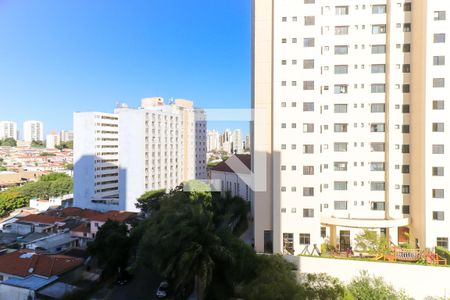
[435,246,450,265]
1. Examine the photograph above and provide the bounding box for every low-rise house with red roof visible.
[0,249,83,300]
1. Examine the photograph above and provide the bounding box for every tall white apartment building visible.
[74,98,207,212]
[46,132,61,149]
[207,130,221,152]
[60,130,74,143]
[23,121,44,142]
[0,121,18,140]
[253,0,450,254]
[231,129,244,154]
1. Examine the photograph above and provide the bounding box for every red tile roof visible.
[71,223,91,234]
[91,210,135,222]
[0,250,83,278]
[18,214,65,224]
[210,154,251,174]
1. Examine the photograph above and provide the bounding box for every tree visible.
[88,220,130,277]
[347,271,413,300]
[0,188,28,216]
[31,140,45,148]
[135,189,166,215]
[299,273,347,300]
[354,229,390,255]
[0,138,17,147]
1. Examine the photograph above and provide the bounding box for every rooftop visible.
[210,154,251,174]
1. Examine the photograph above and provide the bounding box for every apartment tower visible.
[252,0,450,254]
[23,121,44,142]
[0,121,18,140]
[74,98,207,212]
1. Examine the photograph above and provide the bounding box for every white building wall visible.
[23,121,44,142]
[0,121,18,140]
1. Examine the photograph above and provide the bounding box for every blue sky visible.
[0,0,251,137]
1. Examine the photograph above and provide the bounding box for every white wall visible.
[290,255,450,300]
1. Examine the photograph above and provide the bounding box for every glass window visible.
[402,105,410,113]
[334,142,348,152]
[334,162,348,171]
[433,211,445,221]
[402,125,410,133]
[403,84,410,93]
[335,6,349,15]
[402,205,410,214]
[334,104,348,113]
[334,84,348,94]
[433,78,445,88]
[371,142,385,152]
[404,2,411,11]
[299,233,311,245]
[303,102,314,111]
[437,237,448,249]
[433,56,445,65]
[303,123,314,133]
[433,100,444,110]
[303,187,314,196]
[434,11,446,21]
[371,123,385,132]
[402,165,410,174]
[371,84,385,93]
[403,23,411,32]
[304,38,315,47]
[303,209,314,218]
[372,5,386,14]
[434,33,446,43]
[303,166,314,175]
[403,64,411,73]
[371,45,386,54]
[402,144,410,153]
[371,64,385,73]
[432,123,444,132]
[334,181,348,190]
[334,65,348,74]
[402,185,410,194]
[304,16,315,25]
[334,123,348,132]
[370,162,385,171]
[371,202,385,211]
[303,59,315,69]
[403,44,411,52]
[371,182,385,191]
[432,167,444,176]
[432,189,444,198]
[432,144,444,154]
[335,45,349,55]
[303,81,314,90]
[303,144,314,153]
[371,103,385,113]
[335,26,349,35]
[334,201,348,210]
[372,24,386,34]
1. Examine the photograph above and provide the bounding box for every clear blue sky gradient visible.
[0,0,251,136]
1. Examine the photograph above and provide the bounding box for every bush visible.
[435,246,450,265]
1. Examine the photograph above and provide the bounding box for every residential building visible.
[74,98,207,211]
[231,129,244,154]
[210,154,252,202]
[23,121,44,142]
[46,131,60,149]
[60,130,74,143]
[0,121,18,140]
[207,130,221,152]
[252,0,450,254]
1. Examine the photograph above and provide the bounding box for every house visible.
[0,249,83,300]
[209,154,252,202]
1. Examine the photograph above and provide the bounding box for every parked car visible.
[156,281,169,298]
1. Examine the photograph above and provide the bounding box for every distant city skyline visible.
[0,0,251,135]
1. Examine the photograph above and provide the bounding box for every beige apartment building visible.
[253,0,450,254]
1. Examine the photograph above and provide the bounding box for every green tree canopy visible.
[0,138,17,147]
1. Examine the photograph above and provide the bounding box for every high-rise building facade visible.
[74,98,207,212]
[0,121,18,140]
[23,121,44,142]
[46,131,61,149]
[60,130,74,143]
[231,129,244,154]
[253,0,450,254]
[207,130,221,152]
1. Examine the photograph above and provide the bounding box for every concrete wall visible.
[289,255,450,300]
[0,284,35,300]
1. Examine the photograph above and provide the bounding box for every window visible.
[402,105,410,113]
[433,211,445,221]
[334,201,348,210]
[304,38,315,47]
[402,185,410,194]
[371,103,385,113]
[334,181,348,191]
[434,11,446,21]
[371,84,385,93]
[432,167,444,176]
[334,104,348,113]
[437,237,448,249]
[402,205,410,214]
[371,202,385,211]
[303,144,314,153]
[303,59,314,69]
[402,165,410,174]
[334,123,348,132]
[334,142,348,152]
[404,2,411,11]
[432,144,444,154]
[304,0,315,3]
[371,45,386,54]
[299,233,311,245]
[321,227,326,238]
[402,84,410,93]
[403,23,411,32]
[402,144,410,153]
[403,64,411,73]
[372,5,386,14]
[304,16,315,25]
[432,123,444,132]
[303,166,314,175]
[303,187,314,196]
[303,209,314,218]
[371,64,385,73]
[433,189,444,198]
[433,100,444,110]
[371,182,385,191]
[433,56,445,65]
[434,33,446,43]
[371,142,385,152]
[334,84,348,94]
[402,125,410,133]
[370,162,385,171]
[335,26,349,35]
[303,81,314,90]
[433,78,445,88]
[334,162,348,171]
[335,45,349,55]
[303,102,314,111]
[303,123,314,133]
[371,123,385,132]
[372,24,386,34]
[334,65,348,74]
[403,44,411,52]
[335,6,349,15]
